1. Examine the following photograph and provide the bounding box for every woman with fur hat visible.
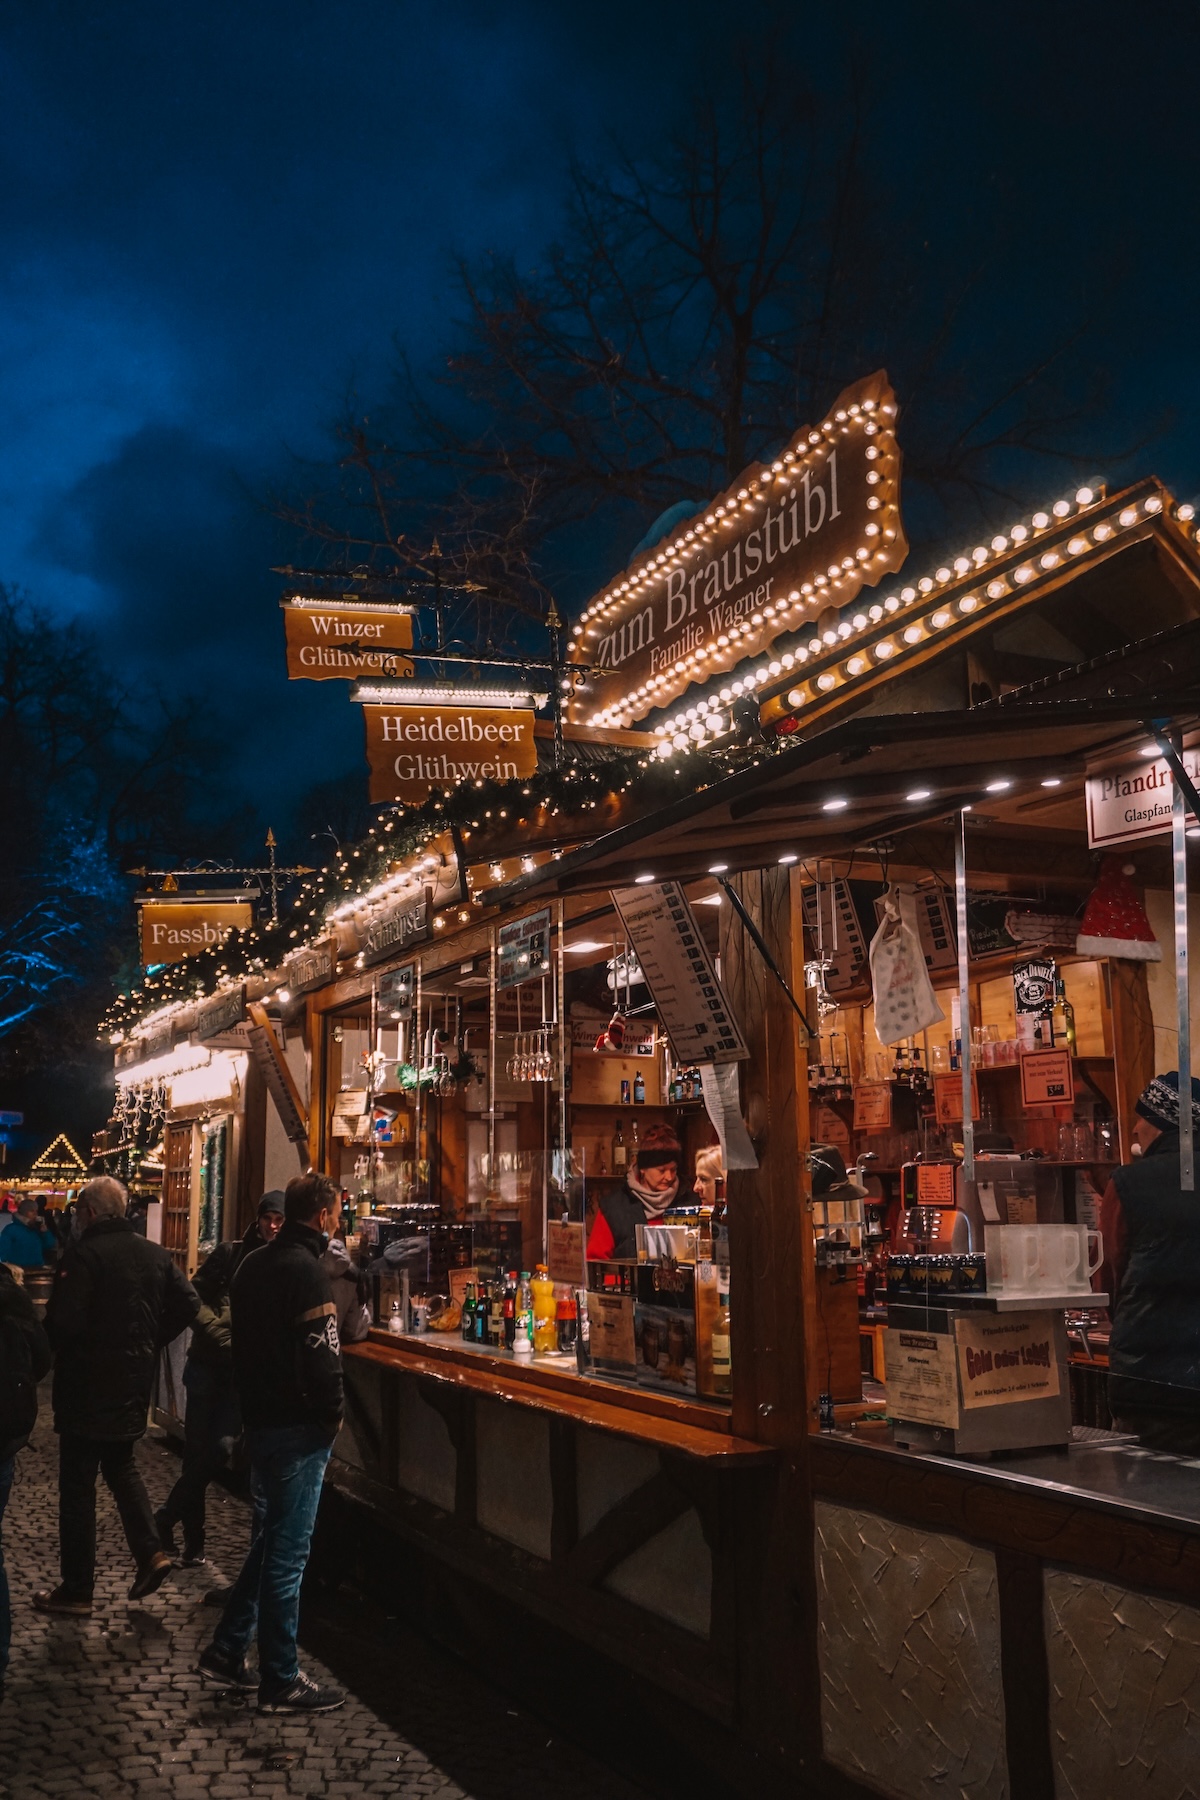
[587,1124,682,1261]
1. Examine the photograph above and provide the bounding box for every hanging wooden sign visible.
[363,703,538,803]
[282,597,414,681]
[1084,731,1200,848]
[853,1082,893,1131]
[361,893,430,966]
[283,939,337,998]
[196,985,247,1042]
[566,370,907,728]
[139,899,253,967]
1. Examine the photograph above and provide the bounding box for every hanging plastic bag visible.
[869,885,945,1046]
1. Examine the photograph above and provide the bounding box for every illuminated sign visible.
[282,597,414,680]
[139,900,253,968]
[567,371,906,728]
[362,703,539,803]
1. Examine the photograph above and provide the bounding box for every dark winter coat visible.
[188,1219,268,1373]
[1109,1130,1200,1418]
[586,1181,661,1262]
[230,1221,344,1438]
[47,1217,199,1440]
[0,1265,52,1461]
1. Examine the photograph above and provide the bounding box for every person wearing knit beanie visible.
[1098,1070,1200,1454]
[586,1123,682,1261]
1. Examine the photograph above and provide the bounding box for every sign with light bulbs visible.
[281,596,414,681]
[566,370,907,729]
[362,701,539,803]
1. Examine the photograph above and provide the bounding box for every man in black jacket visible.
[155,1191,285,1565]
[199,1172,345,1714]
[35,1177,199,1613]
[0,1263,51,1694]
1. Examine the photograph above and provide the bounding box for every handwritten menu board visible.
[1020,1048,1073,1107]
[933,1071,979,1125]
[853,1082,893,1131]
[611,882,748,1066]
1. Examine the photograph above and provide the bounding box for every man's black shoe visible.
[129,1551,173,1600]
[198,1643,259,1690]
[180,1542,207,1568]
[258,1671,345,1714]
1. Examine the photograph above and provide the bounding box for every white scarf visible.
[627,1165,678,1219]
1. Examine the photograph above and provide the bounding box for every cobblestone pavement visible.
[0,1404,651,1800]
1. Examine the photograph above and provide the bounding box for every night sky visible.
[4,0,1200,854]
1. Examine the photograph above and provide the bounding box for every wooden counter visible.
[346,1330,774,1464]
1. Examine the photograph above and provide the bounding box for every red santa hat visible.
[1075,857,1162,961]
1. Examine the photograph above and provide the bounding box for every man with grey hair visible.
[34,1176,199,1613]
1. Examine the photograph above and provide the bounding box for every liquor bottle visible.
[474,1283,488,1343]
[1053,974,1077,1053]
[630,1118,640,1158]
[710,1288,732,1397]
[461,1283,476,1342]
[633,1069,645,1104]
[502,1271,517,1350]
[488,1273,504,1347]
[575,1286,592,1374]
[612,1118,627,1171]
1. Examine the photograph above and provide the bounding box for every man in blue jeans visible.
[198,1173,345,1714]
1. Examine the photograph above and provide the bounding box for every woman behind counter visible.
[587,1124,682,1261]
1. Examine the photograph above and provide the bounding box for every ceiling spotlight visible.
[566,940,608,953]
[708,863,729,873]
[985,779,1012,793]
[1041,778,1062,789]
[822,798,849,812]
[906,788,931,802]
[779,852,798,865]
[634,874,656,885]
[1139,744,1160,758]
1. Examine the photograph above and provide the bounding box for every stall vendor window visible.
[334,884,735,1411]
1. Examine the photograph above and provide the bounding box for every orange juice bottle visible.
[531,1264,557,1353]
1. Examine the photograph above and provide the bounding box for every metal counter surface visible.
[826,1426,1200,1536]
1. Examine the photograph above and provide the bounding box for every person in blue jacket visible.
[0,1200,52,1269]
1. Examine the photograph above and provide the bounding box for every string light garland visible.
[104,477,1193,1043]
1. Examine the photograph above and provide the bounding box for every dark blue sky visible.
[4,0,1200,849]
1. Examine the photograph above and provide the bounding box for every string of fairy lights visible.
[100,739,756,1042]
[103,469,1200,1048]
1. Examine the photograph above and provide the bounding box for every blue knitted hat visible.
[1135,1072,1200,1132]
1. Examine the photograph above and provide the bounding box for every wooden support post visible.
[1108,959,1155,1162]
[720,865,823,1776]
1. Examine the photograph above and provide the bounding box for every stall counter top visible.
[345,1330,774,1465]
[813,1425,1200,1539]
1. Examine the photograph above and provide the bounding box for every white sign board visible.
[1086,733,1200,849]
[611,882,748,1065]
[884,1328,960,1428]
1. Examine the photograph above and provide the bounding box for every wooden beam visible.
[719,863,823,1766]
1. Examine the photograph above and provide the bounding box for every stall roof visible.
[489,535,1200,903]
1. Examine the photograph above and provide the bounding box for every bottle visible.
[387,1299,404,1336]
[502,1271,517,1350]
[513,1318,533,1358]
[517,1271,534,1349]
[461,1283,476,1342]
[488,1273,504,1347]
[633,1069,645,1104]
[1053,974,1077,1053]
[710,1288,731,1397]
[531,1264,557,1354]
[556,1293,577,1355]
[630,1118,640,1156]
[612,1119,627,1170]
[474,1284,488,1344]
[620,1078,631,1106]
[575,1286,592,1374]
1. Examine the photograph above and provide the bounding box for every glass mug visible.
[986,1224,1102,1294]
